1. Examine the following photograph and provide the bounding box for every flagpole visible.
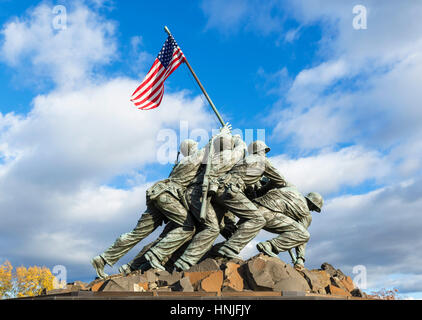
[164,26,225,127]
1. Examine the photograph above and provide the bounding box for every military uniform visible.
[254,186,312,260]
[215,153,288,257]
[123,209,237,272]
[174,135,247,269]
[98,147,205,269]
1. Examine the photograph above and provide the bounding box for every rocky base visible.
[44,254,370,299]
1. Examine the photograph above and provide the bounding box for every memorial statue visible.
[142,127,243,270]
[207,140,289,261]
[171,132,248,270]
[91,134,324,278]
[253,185,323,270]
[90,27,326,279]
[91,136,209,279]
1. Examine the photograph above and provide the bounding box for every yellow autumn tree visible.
[0,261,13,299]
[0,261,55,298]
[15,265,55,297]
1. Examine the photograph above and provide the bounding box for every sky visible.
[0,0,421,299]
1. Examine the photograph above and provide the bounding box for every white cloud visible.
[270,146,390,195]
[205,0,422,296]
[1,0,421,295]
[272,1,422,153]
[1,2,117,89]
[304,179,422,294]
[1,79,212,190]
[249,178,422,294]
[0,1,214,280]
[0,77,213,277]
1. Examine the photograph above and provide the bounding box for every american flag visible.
[131,35,185,110]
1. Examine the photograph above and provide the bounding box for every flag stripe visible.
[130,35,184,110]
[131,50,184,103]
[131,61,163,100]
[131,50,179,99]
[135,84,164,108]
[132,67,166,103]
[138,86,164,110]
[164,58,184,79]
[131,59,160,98]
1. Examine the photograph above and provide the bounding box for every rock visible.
[336,269,346,280]
[55,281,89,293]
[200,271,223,293]
[331,276,348,291]
[227,258,246,266]
[186,258,221,272]
[351,288,364,297]
[45,288,72,295]
[245,254,310,292]
[184,271,215,288]
[102,279,125,292]
[156,270,171,277]
[297,269,328,293]
[321,262,345,280]
[179,277,194,292]
[68,281,89,290]
[157,271,182,286]
[101,274,143,291]
[308,270,331,293]
[91,280,106,292]
[340,276,355,292]
[222,262,244,292]
[134,282,149,291]
[133,283,146,292]
[321,263,337,276]
[143,270,158,283]
[326,284,352,297]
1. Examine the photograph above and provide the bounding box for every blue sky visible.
[1,0,422,299]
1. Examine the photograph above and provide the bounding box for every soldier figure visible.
[254,185,324,270]
[166,132,247,271]
[90,138,205,279]
[91,133,324,277]
[211,141,288,260]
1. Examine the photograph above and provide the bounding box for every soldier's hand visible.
[220,122,232,135]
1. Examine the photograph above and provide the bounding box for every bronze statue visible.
[253,185,323,270]
[172,132,248,270]
[91,135,324,278]
[210,140,288,260]
[91,138,206,279]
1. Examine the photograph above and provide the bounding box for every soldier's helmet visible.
[248,141,271,155]
[180,139,198,157]
[214,133,234,152]
[305,192,324,213]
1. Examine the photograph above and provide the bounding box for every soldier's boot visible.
[118,263,132,276]
[173,258,192,272]
[216,245,241,260]
[139,262,152,272]
[256,241,278,258]
[144,251,166,271]
[91,255,109,279]
[294,257,305,271]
